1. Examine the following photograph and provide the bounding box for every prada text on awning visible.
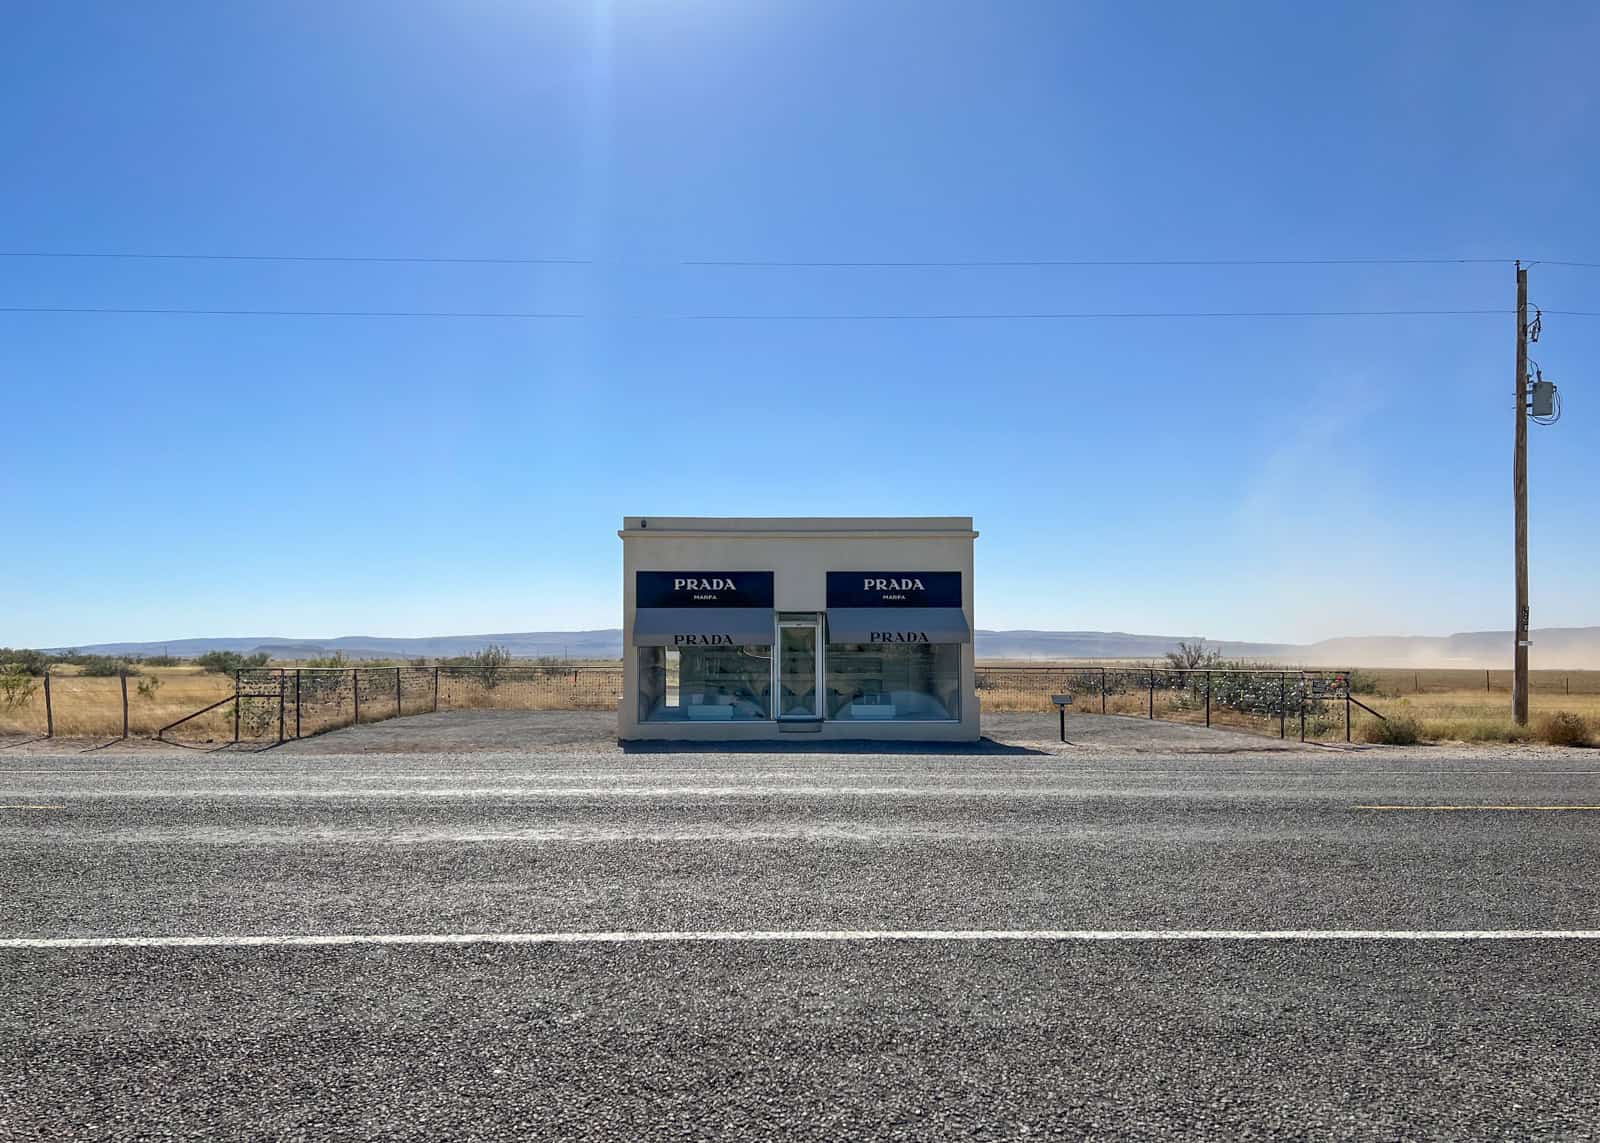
[633,608,775,647]
[826,608,971,645]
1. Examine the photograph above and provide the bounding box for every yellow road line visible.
[1357,804,1600,811]
[0,804,65,810]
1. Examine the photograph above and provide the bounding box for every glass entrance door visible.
[778,619,820,718]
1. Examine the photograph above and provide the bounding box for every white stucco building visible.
[619,517,979,742]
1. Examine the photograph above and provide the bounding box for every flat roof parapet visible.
[619,516,977,539]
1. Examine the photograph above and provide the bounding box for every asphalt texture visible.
[4,739,1600,1139]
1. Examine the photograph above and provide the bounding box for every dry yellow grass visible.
[0,666,235,739]
[0,663,626,741]
[974,667,1600,746]
[1352,690,1600,744]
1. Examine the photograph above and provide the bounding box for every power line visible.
[683,257,1514,268]
[0,251,1544,269]
[0,306,584,319]
[687,308,1521,320]
[4,250,1598,273]
[0,251,589,266]
[7,305,1597,321]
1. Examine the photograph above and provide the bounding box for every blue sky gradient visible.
[4,1,1597,647]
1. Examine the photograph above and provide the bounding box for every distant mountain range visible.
[975,628,1600,669]
[43,626,1600,669]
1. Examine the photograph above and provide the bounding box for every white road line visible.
[3,929,1600,950]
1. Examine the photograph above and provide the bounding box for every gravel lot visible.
[4,734,1599,1139]
[274,708,1314,755]
[0,708,1348,756]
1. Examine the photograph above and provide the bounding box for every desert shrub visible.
[1166,640,1222,670]
[444,644,513,689]
[135,675,163,701]
[1346,668,1381,695]
[474,644,512,688]
[304,651,349,668]
[1359,713,1424,745]
[0,648,53,676]
[142,655,182,667]
[1538,712,1592,747]
[1,667,38,709]
[77,656,139,677]
[196,650,271,675]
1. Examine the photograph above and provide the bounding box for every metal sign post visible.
[1051,694,1073,743]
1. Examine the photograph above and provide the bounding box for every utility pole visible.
[1513,261,1530,726]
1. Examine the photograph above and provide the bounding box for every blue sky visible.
[4,0,1597,648]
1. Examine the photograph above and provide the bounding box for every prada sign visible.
[826,571,961,609]
[636,571,775,609]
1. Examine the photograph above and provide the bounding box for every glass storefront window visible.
[637,645,772,722]
[825,643,961,721]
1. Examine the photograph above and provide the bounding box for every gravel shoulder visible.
[5,708,1594,761]
[0,709,1386,757]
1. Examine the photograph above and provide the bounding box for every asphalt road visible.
[4,748,1599,1139]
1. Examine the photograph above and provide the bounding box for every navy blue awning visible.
[827,608,971,645]
[633,608,774,647]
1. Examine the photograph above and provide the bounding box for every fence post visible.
[44,672,53,738]
[352,668,360,725]
[1486,669,1491,693]
[1148,668,1154,719]
[1279,673,1286,739]
[120,671,129,738]
[433,666,440,713]
[295,670,302,739]
[1205,671,1211,728]
[1100,668,1107,715]
[395,666,402,718]
[277,671,285,745]
[1345,679,1351,742]
[1299,677,1306,742]
[234,671,240,744]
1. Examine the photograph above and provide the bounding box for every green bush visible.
[1359,713,1424,745]
[1538,712,1592,747]
[1346,668,1381,695]
[443,644,513,688]
[0,648,53,676]
[196,650,272,675]
[303,651,349,668]
[77,656,139,677]
[0,668,38,709]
